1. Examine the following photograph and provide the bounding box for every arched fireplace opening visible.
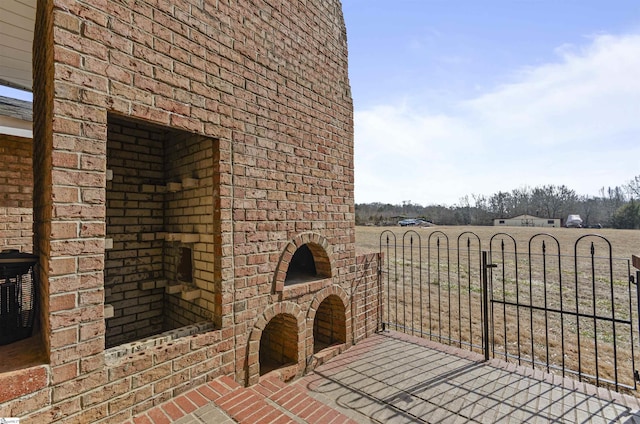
[313,295,346,353]
[284,242,331,286]
[285,244,316,282]
[259,313,298,375]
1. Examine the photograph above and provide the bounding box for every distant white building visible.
[493,214,561,228]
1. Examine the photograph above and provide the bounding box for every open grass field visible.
[356,225,640,259]
[356,225,640,393]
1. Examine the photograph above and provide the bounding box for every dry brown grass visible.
[356,225,640,393]
[356,225,640,258]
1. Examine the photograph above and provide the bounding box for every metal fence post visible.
[636,269,640,387]
[482,251,490,361]
[482,251,498,361]
[635,265,640,387]
[634,256,640,386]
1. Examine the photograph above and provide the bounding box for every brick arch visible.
[246,302,306,386]
[305,286,352,359]
[273,232,334,292]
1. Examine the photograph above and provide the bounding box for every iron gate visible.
[378,229,640,392]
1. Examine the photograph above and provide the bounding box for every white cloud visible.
[355,32,640,206]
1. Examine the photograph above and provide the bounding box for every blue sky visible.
[343,0,640,205]
[0,86,31,102]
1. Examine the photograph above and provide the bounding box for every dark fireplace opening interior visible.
[259,313,298,375]
[285,244,317,284]
[284,243,330,286]
[313,295,346,353]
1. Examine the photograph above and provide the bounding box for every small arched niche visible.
[259,313,298,375]
[285,242,331,286]
[313,295,346,353]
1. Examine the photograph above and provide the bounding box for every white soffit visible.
[0,0,36,91]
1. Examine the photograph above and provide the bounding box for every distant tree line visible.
[356,176,640,229]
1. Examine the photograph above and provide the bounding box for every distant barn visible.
[493,214,561,228]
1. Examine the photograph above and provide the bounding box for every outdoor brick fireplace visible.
[240,232,353,384]
[0,0,381,422]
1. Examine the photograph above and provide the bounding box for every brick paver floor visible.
[131,331,640,423]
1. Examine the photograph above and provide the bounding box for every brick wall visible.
[351,253,383,343]
[0,134,33,252]
[163,130,218,329]
[0,0,364,421]
[105,117,166,346]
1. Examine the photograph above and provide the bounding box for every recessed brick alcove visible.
[0,134,33,252]
[105,114,220,348]
[259,313,298,375]
[274,232,333,293]
[305,286,352,370]
[313,294,347,353]
[246,282,354,385]
[248,302,306,385]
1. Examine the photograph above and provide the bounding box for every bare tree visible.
[530,185,577,218]
[489,191,512,217]
[626,175,640,199]
[511,186,532,216]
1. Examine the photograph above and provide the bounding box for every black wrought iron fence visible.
[378,229,640,392]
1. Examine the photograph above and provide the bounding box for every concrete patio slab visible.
[135,331,640,423]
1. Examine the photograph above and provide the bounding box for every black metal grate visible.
[0,250,38,345]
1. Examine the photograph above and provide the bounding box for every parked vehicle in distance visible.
[398,218,418,226]
[398,218,431,227]
[566,214,583,228]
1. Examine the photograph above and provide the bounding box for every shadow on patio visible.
[298,331,640,423]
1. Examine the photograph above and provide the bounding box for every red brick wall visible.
[0,134,33,252]
[351,253,383,343]
[105,117,166,346]
[0,0,363,422]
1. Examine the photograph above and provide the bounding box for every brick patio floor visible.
[130,331,640,423]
